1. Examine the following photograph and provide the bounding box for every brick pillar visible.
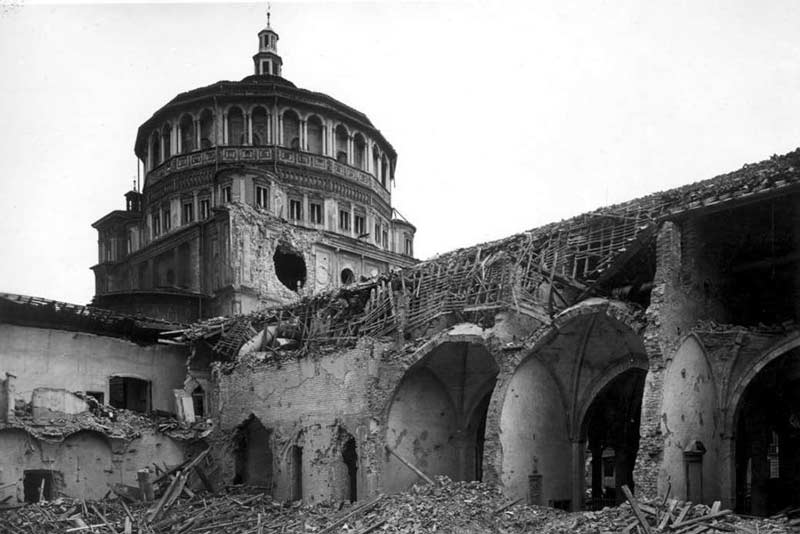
[633,221,681,499]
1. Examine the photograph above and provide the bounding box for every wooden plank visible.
[669,510,732,530]
[658,499,678,530]
[674,504,692,525]
[384,445,435,485]
[621,485,652,534]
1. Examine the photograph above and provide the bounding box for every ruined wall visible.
[212,339,393,503]
[0,324,188,411]
[0,428,185,503]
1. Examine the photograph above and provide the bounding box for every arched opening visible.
[179,114,195,153]
[335,125,348,164]
[227,107,245,145]
[340,268,355,285]
[582,368,646,509]
[282,110,300,149]
[199,109,214,149]
[162,123,172,160]
[233,416,273,491]
[339,430,358,502]
[734,347,800,516]
[353,133,366,169]
[252,107,269,146]
[384,341,498,493]
[307,115,323,154]
[150,131,161,166]
[273,243,306,291]
[380,156,388,188]
[498,307,647,509]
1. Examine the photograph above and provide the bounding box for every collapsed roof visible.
[163,148,800,359]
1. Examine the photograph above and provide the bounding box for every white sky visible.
[1,0,800,305]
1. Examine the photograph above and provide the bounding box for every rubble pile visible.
[538,493,792,534]
[1,476,796,534]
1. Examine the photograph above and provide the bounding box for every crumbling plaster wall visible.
[212,339,393,503]
[0,324,187,411]
[0,429,185,503]
[225,203,321,312]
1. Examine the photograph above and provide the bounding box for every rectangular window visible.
[374,223,381,246]
[339,210,351,231]
[256,186,269,208]
[162,208,171,232]
[354,214,365,236]
[152,213,161,237]
[310,202,323,224]
[109,376,151,413]
[222,186,232,203]
[382,228,388,248]
[289,199,302,220]
[200,198,210,220]
[182,202,194,224]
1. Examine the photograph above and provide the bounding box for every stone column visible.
[247,112,253,145]
[347,135,354,165]
[195,118,201,150]
[572,440,585,511]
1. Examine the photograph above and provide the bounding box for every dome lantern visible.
[253,6,282,76]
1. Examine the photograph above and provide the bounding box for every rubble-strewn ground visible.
[1,477,795,534]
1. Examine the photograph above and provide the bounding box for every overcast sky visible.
[1,0,800,305]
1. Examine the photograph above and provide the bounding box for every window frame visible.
[289,198,303,221]
[310,201,323,225]
[339,209,351,231]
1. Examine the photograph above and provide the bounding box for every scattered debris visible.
[2,477,795,534]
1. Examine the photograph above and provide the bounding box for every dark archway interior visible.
[273,244,306,291]
[233,416,273,491]
[583,368,646,509]
[290,445,303,500]
[341,434,358,502]
[23,470,56,503]
[472,390,492,482]
[735,348,800,516]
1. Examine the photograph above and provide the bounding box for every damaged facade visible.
[3,11,800,520]
[176,147,800,516]
[90,19,416,324]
